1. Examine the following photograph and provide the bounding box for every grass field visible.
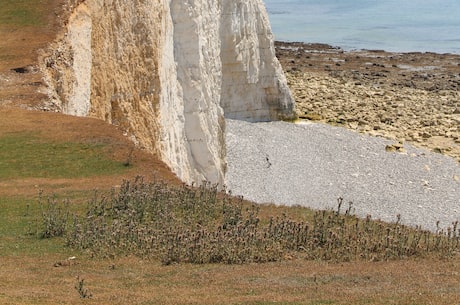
[0,1,459,304]
[0,132,127,179]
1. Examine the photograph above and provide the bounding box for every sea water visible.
[264,0,460,54]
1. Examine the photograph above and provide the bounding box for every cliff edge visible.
[41,0,295,184]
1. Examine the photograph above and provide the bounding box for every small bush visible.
[33,192,71,239]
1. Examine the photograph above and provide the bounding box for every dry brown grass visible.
[1,254,459,305]
[0,0,65,71]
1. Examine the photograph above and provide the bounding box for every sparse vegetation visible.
[74,275,92,299]
[35,192,70,239]
[32,177,459,265]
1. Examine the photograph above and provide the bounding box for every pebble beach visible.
[224,42,460,232]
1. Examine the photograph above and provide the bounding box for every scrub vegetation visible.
[33,178,458,265]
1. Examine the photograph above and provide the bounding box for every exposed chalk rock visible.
[220,0,294,121]
[40,0,295,184]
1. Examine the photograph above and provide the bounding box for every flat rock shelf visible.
[275,42,460,163]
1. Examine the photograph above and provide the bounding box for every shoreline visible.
[275,41,460,162]
[275,40,460,56]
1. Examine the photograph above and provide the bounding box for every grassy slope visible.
[0,132,125,179]
[0,0,59,69]
[0,0,48,26]
[0,1,458,304]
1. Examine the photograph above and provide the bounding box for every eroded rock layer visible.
[41,0,294,184]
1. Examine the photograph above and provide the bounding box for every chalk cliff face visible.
[41,0,295,184]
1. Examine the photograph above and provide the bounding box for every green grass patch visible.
[0,132,127,179]
[0,195,72,256]
[0,0,54,27]
[0,188,97,257]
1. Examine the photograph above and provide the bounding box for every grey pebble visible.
[225,119,460,232]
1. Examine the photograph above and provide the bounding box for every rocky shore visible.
[275,42,460,162]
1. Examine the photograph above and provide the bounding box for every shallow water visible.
[264,0,460,54]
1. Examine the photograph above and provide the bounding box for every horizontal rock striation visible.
[41,0,294,184]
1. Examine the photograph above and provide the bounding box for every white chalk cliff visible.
[41,0,295,185]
